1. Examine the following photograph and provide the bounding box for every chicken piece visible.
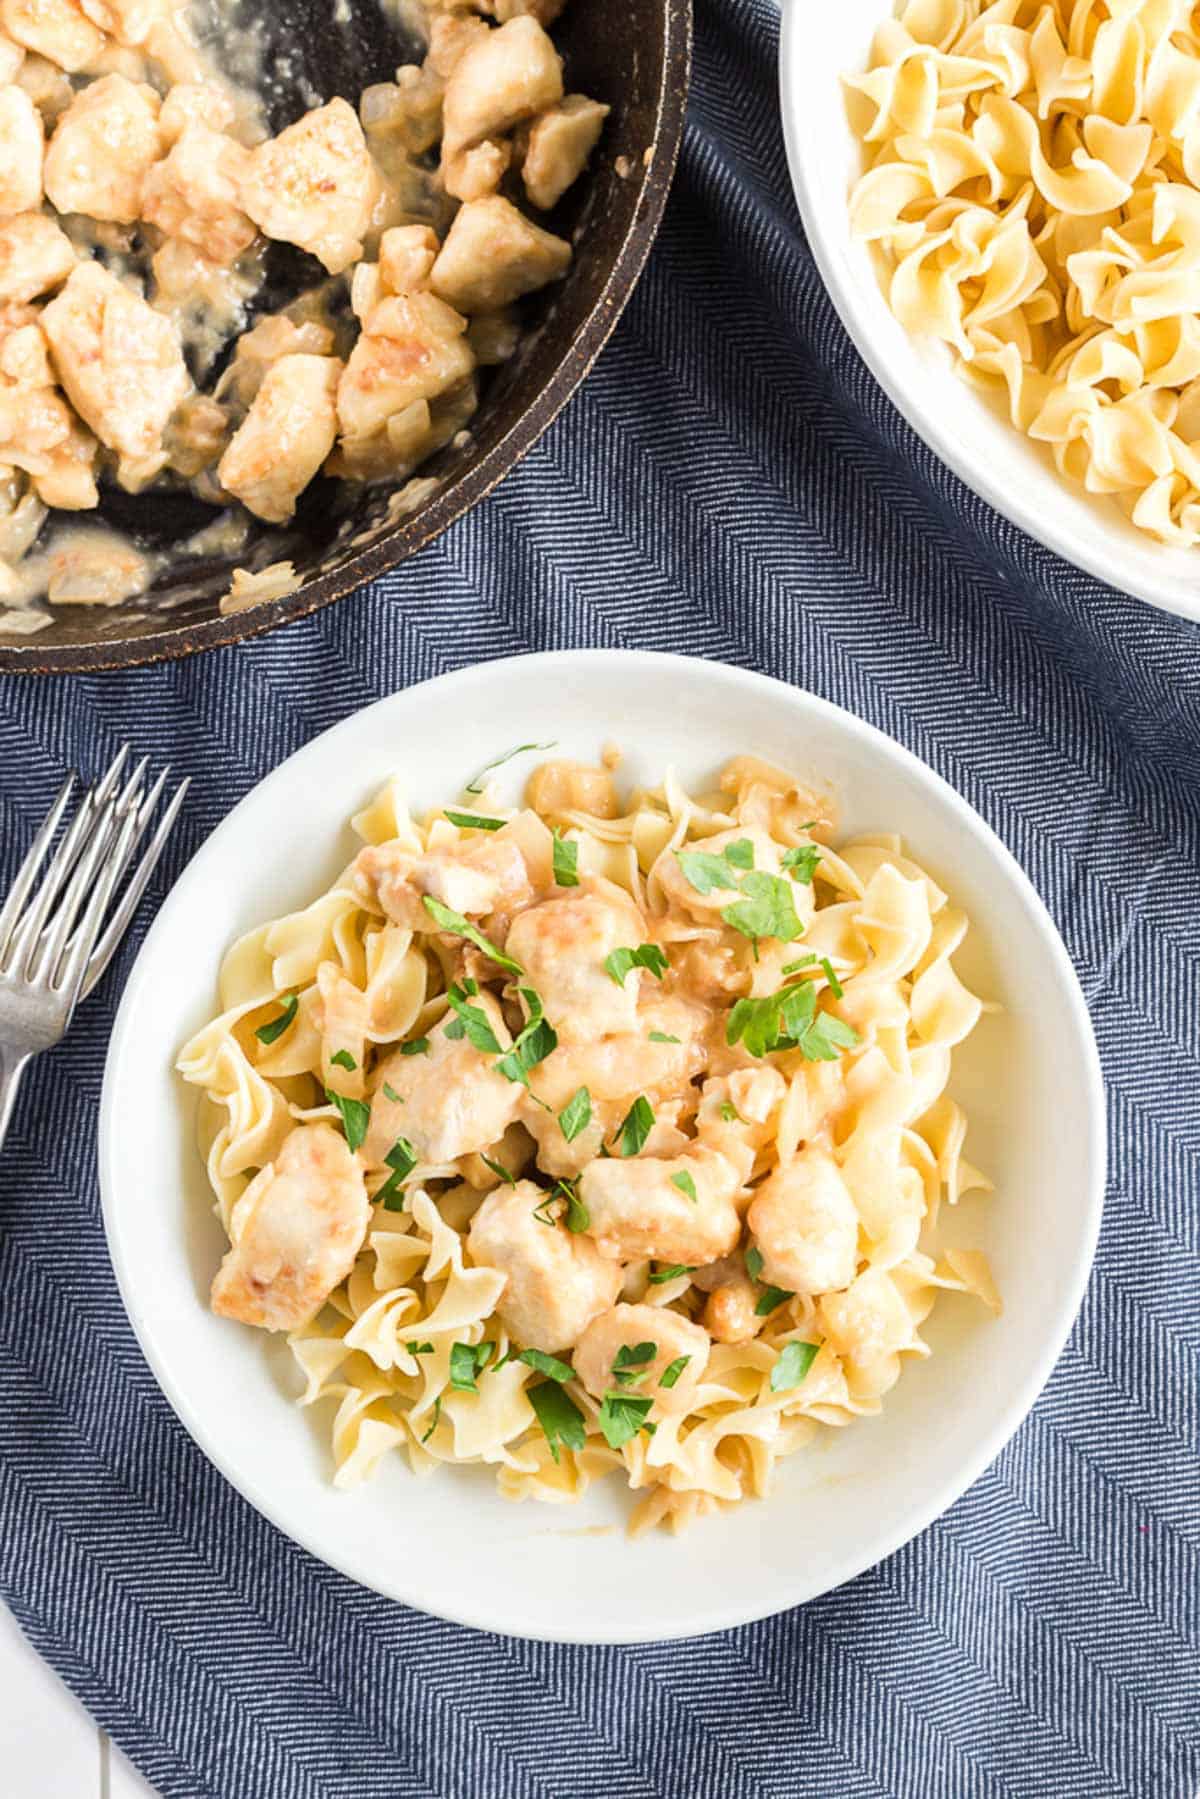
[141,123,256,264]
[0,85,42,214]
[443,137,510,202]
[78,0,177,47]
[163,391,228,478]
[359,65,442,159]
[505,881,648,1045]
[694,1066,786,1183]
[239,98,378,275]
[441,15,562,160]
[336,290,474,441]
[0,0,103,71]
[41,261,190,486]
[0,212,67,309]
[573,1302,709,1417]
[378,223,439,296]
[747,1148,859,1298]
[817,1267,914,1392]
[217,352,340,524]
[580,1145,743,1266]
[31,523,151,601]
[467,307,520,367]
[467,1178,622,1352]
[426,9,487,78]
[701,1273,761,1345]
[217,312,335,410]
[210,1122,369,1333]
[354,828,534,929]
[0,319,75,477]
[430,193,570,313]
[363,996,522,1167]
[157,80,235,144]
[43,76,162,222]
[525,758,618,821]
[522,94,608,211]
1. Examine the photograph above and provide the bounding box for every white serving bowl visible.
[779,0,1200,623]
[99,651,1105,1642]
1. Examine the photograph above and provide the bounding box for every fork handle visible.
[0,1045,29,1154]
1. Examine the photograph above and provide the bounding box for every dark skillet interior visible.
[4,0,691,675]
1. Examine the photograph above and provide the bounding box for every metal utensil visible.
[0,747,188,1148]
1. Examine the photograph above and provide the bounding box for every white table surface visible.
[0,1601,157,1798]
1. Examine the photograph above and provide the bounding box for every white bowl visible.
[98,651,1105,1642]
[779,0,1200,622]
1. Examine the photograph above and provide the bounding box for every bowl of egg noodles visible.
[781,0,1200,620]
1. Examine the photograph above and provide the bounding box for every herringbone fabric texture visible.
[1,1,1197,1794]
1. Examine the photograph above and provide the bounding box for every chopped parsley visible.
[255,993,297,1045]
[726,980,860,1062]
[399,1038,430,1058]
[329,1048,357,1072]
[531,1190,560,1227]
[444,979,504,1055]
[720,871,803,947]
[675,847,743,895]
[719,1099,744,1124]
[649,1030,681,1044]
[723,837,755,870]
[517,1348,574,1383]
[745,1246,764,1281]
[376,1136,418,1210]
[611,1341,657,1386]
[781,954,817,976]
[558,1086,592,1142]
[527,1379,586,1462]
[449,1340,495,1391]
[559,1178,590,1233]
[604,943,669,988]
[820,957,844,999]
[597,1391,655,1450]
[670,1170,698,1203]
[382,1082,404,1103]
[647,1263,695,1285]
[422,895,523,975]
[552,831,579,887]
[325,1089,370,1154]
[755,1284,795,1317]
[494,987,557,1086]
[770,1341,819,1392]
[615,1095,654,1157]
[464,741,557,795]
[480,1153,516,1186]
[781,843,822,882]
[419,1397,441,1443]
[406,1341,434,1356]
[445,809,505,831]
[659,1354,691,1390]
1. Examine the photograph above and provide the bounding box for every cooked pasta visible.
[177,749,999,1533]
[846,0,1200,546]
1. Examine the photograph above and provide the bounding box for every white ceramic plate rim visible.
[777,1,1200,624]
[98,651,1106,1640]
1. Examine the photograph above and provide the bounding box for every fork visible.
[0,746,188,1151]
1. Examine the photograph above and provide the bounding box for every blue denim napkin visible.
[1,2,1197,1793]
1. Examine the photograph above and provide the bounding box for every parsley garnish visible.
[552,831,579,887]
[723,838,755,869]
[670,1170,698,1203]
[726,980,860,1061]
[419,1397,441,1443]
[781,843,821,882]
[527,1379,586,1462]
[559,1178,590,1233]
[444,980,503,1054]
[255,993,297,1044]
[325,1089,370,1153]
[481,1153,516,1186]
[400,1038,430,1058]
[719,1099,743,1124]
[449,1340,494,1391]
[615,1095,654,1156]
[659,1354,691,1390]
[611,1341,657,1386]
[377,1136,417,1209]
[445,809,504,831]
[745,1246,764,1281]
[406,1340,434,1356]
[532,1190,559,1227]
[755,1284,794,1317]
[518,1348,574,1383]
[647,1263,694,1285]
[422,895,523,975]
[770,1341,819,1391]
[820,957,844,998]
[558,1086,592,1142]
[598,1391,655,1450]
[494,988,557,1086]
[329,1048,357,1072]
[720,871,803,947]
[781,954,817,976]
[464,741,556,795]
[649,1030,681,1044]
[675,847,742,895]
[604,943,668,987]
[382,1082,404,1103]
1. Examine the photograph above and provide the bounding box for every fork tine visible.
[80,778,189,999]
[55,800,144,1006]
[24,793,122,985]
[0,773,76,959]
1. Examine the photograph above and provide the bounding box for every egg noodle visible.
[178,751,999,1534]
[847,0,1200,546]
